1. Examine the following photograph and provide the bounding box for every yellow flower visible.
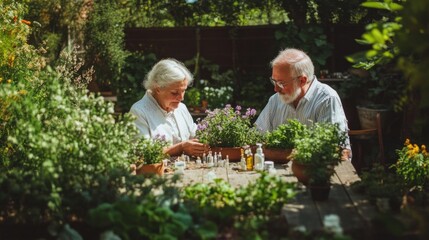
[413,144,420,154]
[18,89,27,95]
[422,145,428,157]
[404,138,410,146]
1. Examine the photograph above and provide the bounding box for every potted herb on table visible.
[195,105,263,161]
[290,122,347,201]
[130,137,169,176]
[263,119,307,163]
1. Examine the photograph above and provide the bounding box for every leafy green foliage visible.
[275,23,333,70]
[0,2,143,223]
[396,0,429,108]
[291,122,347,184]
[0,69,140,222]
[183,172,296,239]
[237,73,271,111]
[346,0,429,142]
[130,137,169,165]
[88,175,190,240]
[124,0,290,27]
[84,0,129,88]
[346,0,403,69]
[0,1,44,84]
[117,52,157,112]
[88,172,296,240]
[264,119,308,149]
[351,164,404,208]
[183,87,202,108]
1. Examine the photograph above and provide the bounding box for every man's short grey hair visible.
[271,48,315,83]
[143,58,193,90]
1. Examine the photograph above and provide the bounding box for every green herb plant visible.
[130,137,169,165]
[264,119,308,149]
[290,122,347,184]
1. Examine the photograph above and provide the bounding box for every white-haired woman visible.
[130,58,209,157]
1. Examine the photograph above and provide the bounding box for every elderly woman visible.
[130,58,209,157]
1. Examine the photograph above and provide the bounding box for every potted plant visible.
[263,119,307,163]
[289,122,347,201]
[195,104,263,161]
[130,136,169,176]
[338,66,406,130]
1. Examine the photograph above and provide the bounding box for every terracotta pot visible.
[291,161,310,185]
[263,148,292,163]
[210,147,242,162]
[136,162,165,176]
[309,183,331,201]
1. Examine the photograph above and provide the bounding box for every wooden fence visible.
[125,24,365,78]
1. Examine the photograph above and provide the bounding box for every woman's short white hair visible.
[271,48,315,83]
[143,58,193,90]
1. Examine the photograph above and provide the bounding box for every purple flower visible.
[245,108,257,117]
[154,134,166,142]
[197,124,206,131]
[235,105,242,111]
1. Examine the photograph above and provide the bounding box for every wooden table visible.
[174,159,376,237]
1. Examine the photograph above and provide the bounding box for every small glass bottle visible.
[202,152,207,164]
[196,156,202,167]
[246,147,254,171]
[214,152,218,167]
[254,143,265,171]
[207,151,214,167]
[240,148,246,171]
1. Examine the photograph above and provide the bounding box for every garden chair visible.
[348,112,385,172]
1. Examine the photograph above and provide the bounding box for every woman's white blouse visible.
[130,92,196,145]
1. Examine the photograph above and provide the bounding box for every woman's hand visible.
[182,139,210,157]
[341,148,352,161]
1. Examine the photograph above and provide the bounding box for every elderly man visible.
[255,48,351,160]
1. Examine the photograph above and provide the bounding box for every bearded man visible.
[255,48,352,160]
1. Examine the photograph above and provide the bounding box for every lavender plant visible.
[196,105,263,147]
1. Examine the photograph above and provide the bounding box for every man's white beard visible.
[280,84,301,104]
